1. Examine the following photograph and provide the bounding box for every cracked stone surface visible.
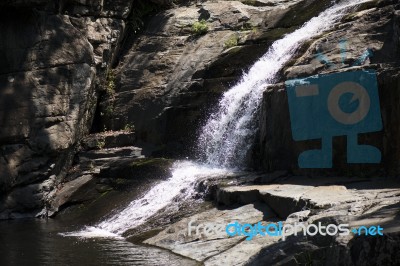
[143,176,400,265]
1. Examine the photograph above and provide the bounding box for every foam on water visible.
[62,161,231,237]
[61,226,124,239]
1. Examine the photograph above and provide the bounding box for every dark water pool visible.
[0,219,196,266]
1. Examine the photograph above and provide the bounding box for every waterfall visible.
[198,0,370,168]
[62,0,369,238]
[95,162,231,235]
[62,161,232,238]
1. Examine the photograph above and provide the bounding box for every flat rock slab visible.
[144,203,276,262]
[51,175,95,212]
[218,184,364,218]
[144,175,400,265]
[303,185,362,209]
[79,146,142,160]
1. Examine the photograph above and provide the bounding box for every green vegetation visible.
[241,0,257,6]
[123,123,134,132]
[88,161,96,171]
[96,139,106,149]
[224,35,239,49]
[103,70,116,120]
[106,70,116,96]
[239,22,254,31]
[191,19,209,36]
[104,105,114,116]
[130,158,172,168]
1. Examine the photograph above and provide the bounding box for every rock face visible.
[0,0,128,218]
[1,0,317,217]
[102,0,330,157]
[143,175,400,265]
[1,0,399,265]
[257,1,400,176]
[1,0,381,218]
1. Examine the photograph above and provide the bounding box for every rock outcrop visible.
[143,175,400,265]
[102,0,332,157]
[0,0,129,218]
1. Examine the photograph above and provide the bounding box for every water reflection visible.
[0,219,195,265]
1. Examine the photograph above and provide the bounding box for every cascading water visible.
[63,0,370,238]
[62,161,232,238]
[198,0,370,168]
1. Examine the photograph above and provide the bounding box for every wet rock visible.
[50,175,96,213]
[49,154,174,217]
[97,157,174,181]
[0,184,45,219]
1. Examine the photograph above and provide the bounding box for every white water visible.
[62,161,231,238]
[63,0,369,238]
